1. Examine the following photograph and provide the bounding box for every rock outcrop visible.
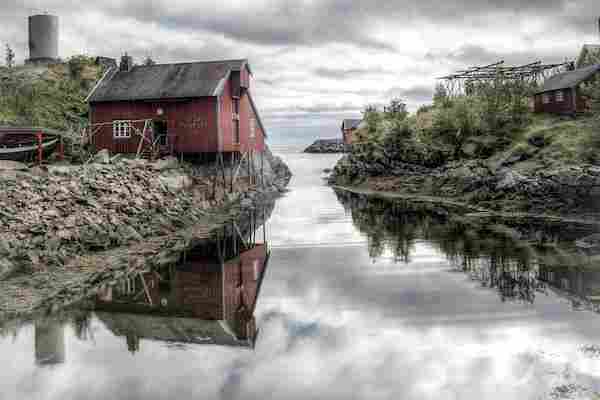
[330,150,600,214]
[0,148,292,282]
[304,139,347,153]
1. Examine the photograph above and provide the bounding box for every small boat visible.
[0,127,61,161]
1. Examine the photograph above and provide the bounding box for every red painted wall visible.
[534,89,576,114]
[220,83,265,152]
[90,98,219,154]
[342,128,355,145]
[220,78,234,152]
[172,262,223,319]
[222,244,267,339]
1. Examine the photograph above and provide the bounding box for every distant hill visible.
[0,56,104,131]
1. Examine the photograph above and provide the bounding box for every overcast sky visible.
[2,1,600,143]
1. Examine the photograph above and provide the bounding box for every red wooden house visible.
[86,55,266,158]
[533,64,600,115]
[340,119,361,145]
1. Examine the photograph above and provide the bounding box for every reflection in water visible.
[335,189,600,309]
[34,320,65,366]
[94,216,271,352]
[0,205,272,368]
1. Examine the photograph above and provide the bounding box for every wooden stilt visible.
[260,151,264,187]
[230,153,234,193]
[36,131,43,165]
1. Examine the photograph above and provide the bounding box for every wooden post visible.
[260,151,264,187]
[247,150,251,185]
[218,152,226,193]
[230,153,234,193]
[263,206,266,245]
[58,137,64,161]
[36,131,43,165]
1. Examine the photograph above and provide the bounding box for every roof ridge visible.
[134,59,248,68]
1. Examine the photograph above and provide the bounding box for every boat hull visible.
[0,139,59,161]
[0,128,60,162]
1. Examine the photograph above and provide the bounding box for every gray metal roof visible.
[342,119,362,130]
[535,64,600,94]
[88,59,248,102]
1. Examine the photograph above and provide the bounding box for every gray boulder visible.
[93,149,111,164]
[159,173,193,192]
[0,258,16,280]
[0,160,27,171]
[152,156,179,171]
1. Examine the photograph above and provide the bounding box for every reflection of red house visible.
[96,237,270,349]
[87,56,266,157]
[340,119,361,145]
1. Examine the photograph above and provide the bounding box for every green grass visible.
[488,113,598,170]
[0,57,103,131]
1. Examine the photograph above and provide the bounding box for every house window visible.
[555,90,564,102]
[113,120,131,138]
[250,118,256,139]
[542,94,550,104]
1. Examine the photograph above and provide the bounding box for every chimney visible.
[120,54,133,72]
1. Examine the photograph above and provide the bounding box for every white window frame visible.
[249,117,256,139]
[113,120,131,139]
[542,94,550,104]
[555,90,564,103]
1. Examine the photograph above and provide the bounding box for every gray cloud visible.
[313,66,393,80]
[98,0,396,51]
[2,0,600,139]
[425,44,577,68]
[385,85,434,103]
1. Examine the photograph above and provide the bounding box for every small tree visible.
[581,78,600,163]
[5,44,15,68]
[384,98,408,121]
[433,83,450,108]
[143,56,157,66]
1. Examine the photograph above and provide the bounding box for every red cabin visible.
[340,119,361,145]
[87,56,266,157]
[533,64,600,115]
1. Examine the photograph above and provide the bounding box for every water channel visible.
[3,147,600,399]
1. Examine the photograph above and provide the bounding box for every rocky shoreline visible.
[329,150,600,218]
[0,147,291,317]
[304,138,348,153]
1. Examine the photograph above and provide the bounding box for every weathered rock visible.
[158,173,194,192]
[48,165,79,175]
[304,139,347,153]
[496,169,524,190]
[0,258,15,279]
[151,156,179,171]
[0,160,27,171]
[93,149,111,164]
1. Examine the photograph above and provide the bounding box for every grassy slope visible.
[0,58,103,131]
[488,114,597,173]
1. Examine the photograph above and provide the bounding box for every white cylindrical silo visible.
[28,14,59,62]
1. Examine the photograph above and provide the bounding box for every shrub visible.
[580,79,600,163]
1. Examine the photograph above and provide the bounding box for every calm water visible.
[3,146,600,399]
